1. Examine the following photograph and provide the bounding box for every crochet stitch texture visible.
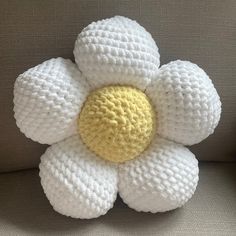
[13,16,221,219]
[78,86,156,162]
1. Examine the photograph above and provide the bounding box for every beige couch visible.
[0,1,235,235]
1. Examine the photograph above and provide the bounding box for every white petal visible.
[146,60,221,145]
[119,135,199,213]
[14,58,90,144]
[39,135,118,219]
[74,16,160,90]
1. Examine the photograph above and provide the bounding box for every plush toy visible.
[13,16,221,219]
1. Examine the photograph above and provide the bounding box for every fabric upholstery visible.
[0,163,235,235]
[0,0,236,172]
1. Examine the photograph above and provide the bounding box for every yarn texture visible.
[146,60,221,145]
[13,16,221,219]
[14,58,90,144]
[74,16,160,90]
[39,135,118,219]
[78,86,156,163]
[119,136,199,212]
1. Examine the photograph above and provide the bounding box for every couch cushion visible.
[1,0,236,172]
[0,162,235,235]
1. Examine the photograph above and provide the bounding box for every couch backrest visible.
[0,0,235,172]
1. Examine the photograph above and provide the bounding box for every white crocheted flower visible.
[13,16,221,219]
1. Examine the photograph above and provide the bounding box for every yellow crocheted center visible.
[78,86,156,163]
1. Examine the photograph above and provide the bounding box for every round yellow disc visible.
[78,86,156,163]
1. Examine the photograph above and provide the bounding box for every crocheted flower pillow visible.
[13,16,221,219]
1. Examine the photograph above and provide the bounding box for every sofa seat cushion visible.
[0,162,235,235]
